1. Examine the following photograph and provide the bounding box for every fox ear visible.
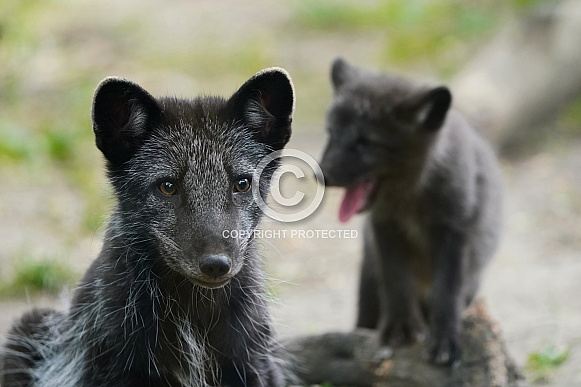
[229,68,295,150]
[412,86,452,131]
[92,77,162,166]
[331,57,354,90]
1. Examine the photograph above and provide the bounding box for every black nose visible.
[318,161,335,187]
[199,255,231,279]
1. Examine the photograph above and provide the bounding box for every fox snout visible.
[319,156,348,187]
[318,155,335,186]
[190,244,239,288]
[165,228,240,288]
[199,254,231,279]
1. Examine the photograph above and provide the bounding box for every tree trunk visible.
[284,300,527,387]
[451,0,581,155]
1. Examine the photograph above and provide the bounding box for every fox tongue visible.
[339,183,368,223]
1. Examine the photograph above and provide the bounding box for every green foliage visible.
[526,345,570,383]
[0,0,48,48]
[0,124,35,162]
[293,0,554,30]
[293,0,498,74]
[512,0,557,10]
[292,0,554,76]
[0,258,76,297]
[159,40,274,81]
[0,122,85,164]
[294,0,496,32]
[561,95,581,133]
[44,129,75,162]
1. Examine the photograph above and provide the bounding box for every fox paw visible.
[379,317,426,347]
[426,334,460,366]
[373,346,394,365]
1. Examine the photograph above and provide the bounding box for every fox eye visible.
[159,181,177,196]
[233,177,251,193]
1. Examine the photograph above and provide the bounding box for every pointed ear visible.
[228,68,294,150]
[412,86,452,131]
[92,77,162,166]
[331,57,354,90]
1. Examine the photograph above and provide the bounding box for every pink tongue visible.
[339,183,368,223]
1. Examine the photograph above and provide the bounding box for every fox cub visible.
[320,58,502,365]
[1,68,294,386]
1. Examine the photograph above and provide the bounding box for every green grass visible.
[0,258,77,297]
[293,0,553,30]
[145,39,275,83]
[526,345,570,383]
[291,0,555,76]
[0,124,37,162]
[561,95,581,134]
[0,123,84,164]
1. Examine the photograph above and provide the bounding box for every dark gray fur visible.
[1,68,294,386]
[320,58,503,365]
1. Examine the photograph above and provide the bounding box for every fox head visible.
[319,58,451,222]
[92,69,294,288]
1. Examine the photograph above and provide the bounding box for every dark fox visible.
[0,68,295,386]
[320,58,502,365]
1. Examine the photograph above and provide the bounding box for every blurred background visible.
[0,0,580,384]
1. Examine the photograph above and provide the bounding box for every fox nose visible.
[318,160,336,186]
[199,255,231,279]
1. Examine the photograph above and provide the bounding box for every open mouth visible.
[338,179,377,223]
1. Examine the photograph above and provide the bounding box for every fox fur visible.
[1,68,295,386]
[320,58,502,365]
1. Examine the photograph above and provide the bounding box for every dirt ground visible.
[1,1,580,385]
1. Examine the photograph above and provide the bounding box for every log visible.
[284,300,527,387]
[451,0,581,155]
